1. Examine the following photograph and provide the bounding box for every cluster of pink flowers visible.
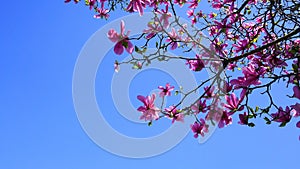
[118,0,300,140]
[66,0,300,140]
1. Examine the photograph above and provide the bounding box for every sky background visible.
[1,1,299,169]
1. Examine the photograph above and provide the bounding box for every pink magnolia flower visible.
[94,7,109,19]
[231,64,266,89]
[187,9,194,17]
[208,12,217,19]
[204,86,215,98]
[191,16,197,25]
[188,0,198,9]
[222,90,246,112]
[293,86,300,99]
[186,54,205,72]
[143,18,163,39]
[87,0,97,10]
[271,106,292,124]
[126,0,149,16]
[156,5,172,29]
[264,55,288,68]
[297,121,300,128]
[212,38,228,55]
[114,61,120,72]
[208,26,218,36]
[232,39,250,53]
[238,112,248,125]
[137,94,160,121]
[158,83,174,97]
[174,0,187,7]
[191,99,208,114]
[165,106,184,123]
[166,28,179,50]
[291,103,300,117]
[248,0,258,4]
[220,81,233,94]
[218,110,233,128]
[190,119,209,138]
[212,0,222,10]
[64,0,79,3]
[107,20,134,55]
[227,63,237,70]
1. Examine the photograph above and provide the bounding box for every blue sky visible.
[1,1,299,169]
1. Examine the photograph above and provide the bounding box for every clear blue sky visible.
[1,1,299,169]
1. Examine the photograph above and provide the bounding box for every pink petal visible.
[293,86,300,99]
[114,42,124,55]
[137,95,147,105]
[120,20,125,35]
[107,29,119,42]
[296,121,300,128]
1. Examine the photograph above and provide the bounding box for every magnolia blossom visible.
[204,86,215,98]
[143,18,163,39]
[126,0,149,16]
[107,20,134,55]
[156,5,172,29]
[222,90,246,112]
[238,112,248,125]
[212,0,222,10]
[137,94,160,121]
[87,0,97,10]
[190,119,209,138]
[291,103,300,117]
[220,81,233,94]
[191,99,208,114]
[186,54,205,72]
[297,121,300,128]
[94,7,109,19]
[64,0,79,3]
[166,28,179,50]
[271,106,292,124]
[164,106,184,123]
[232,39,250,53]
[293,86,300,99]
[218,110,233,128]
[114,62,120,72]
[158,83,174,97]
[188,0,198,9]
[231,64,266,89]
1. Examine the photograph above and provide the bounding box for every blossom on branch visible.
[137,94,160,121]
[186,54,205,72]
[126,0,149,16]
[190,119,209,138]
[158,83,174,97]
[107,20,134,55]
[164,106,184,123]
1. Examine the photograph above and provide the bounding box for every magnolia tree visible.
[66,0,300,140]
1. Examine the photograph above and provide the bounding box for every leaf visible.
[148,121,152,126]
[261,108,269,114]
[248,122,255,127]
[255,106,259,112]
[292,64,298,72]
[264,117,271,125]
[249,107,254,114]
[279,122,287,127]
[248,114,254,119]
[122,41,128,48]
[135,46,139,52]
